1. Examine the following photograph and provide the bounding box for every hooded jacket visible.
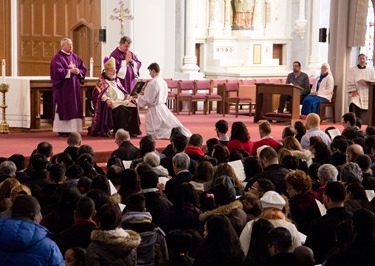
[86,228,141,266]
[0,218,64,265]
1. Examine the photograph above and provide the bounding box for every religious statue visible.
[232,0,256,30]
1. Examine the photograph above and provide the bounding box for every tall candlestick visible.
[89,57,94,78]
[1,59,5,84]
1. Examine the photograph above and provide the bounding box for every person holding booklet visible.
[89,57,141,137]
[137,62,192,139]
[347,53,375,122]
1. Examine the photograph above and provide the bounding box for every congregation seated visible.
[6,118,375,265]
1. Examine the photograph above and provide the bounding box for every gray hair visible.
[317,164,338,184]
[115,129,130,142]
[172,152,190,170]
[0,161,17,178]
[144,152,160,167]
[60,37,71,47]
[340,162,363,184]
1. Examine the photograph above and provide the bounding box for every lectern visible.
[364,81,375,126]
[254,83,302,124]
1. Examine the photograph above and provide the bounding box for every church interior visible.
[0,0,373,157]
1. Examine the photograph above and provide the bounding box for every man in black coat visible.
[305,181,353,264]
[139,170,172,225]
[111,128,141,161]
[164,152,193,203]
[56,197,97,254]
[246,146,289,195]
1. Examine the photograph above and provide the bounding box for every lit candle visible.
[89,57,94,78]
[1,59,5,84]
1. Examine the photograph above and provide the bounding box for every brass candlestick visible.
[0,83,9,134]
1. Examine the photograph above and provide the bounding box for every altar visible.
[4,76,97,130]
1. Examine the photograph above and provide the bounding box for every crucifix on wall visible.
[110,1,134,36]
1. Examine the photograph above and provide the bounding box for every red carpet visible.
[0,110,343,164]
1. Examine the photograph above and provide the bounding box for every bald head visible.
[346,144,364,162]
[115,129,130,144]
[305,113,320,129]
[294,246,315,266]
[67,132,82,146]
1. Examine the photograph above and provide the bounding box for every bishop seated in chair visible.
[89,57,141,137]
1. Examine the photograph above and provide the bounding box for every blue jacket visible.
[0,218,64,266]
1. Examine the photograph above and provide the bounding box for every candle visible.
[89,57,94,78]
[1,59,5,84]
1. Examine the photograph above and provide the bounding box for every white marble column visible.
[223,0,232,36]
[307,0,322,72]
[181,0,201,74]
[328,0,352,122]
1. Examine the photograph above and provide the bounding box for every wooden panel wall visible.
[18,0,101,76]
[0,0,11,75]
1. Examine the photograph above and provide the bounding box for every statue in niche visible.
[231,0,256,30]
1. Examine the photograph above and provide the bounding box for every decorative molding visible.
[294,0,307,40]
[295,18,308,40]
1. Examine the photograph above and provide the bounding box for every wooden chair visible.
[222,82,251,117]
[254,78,269,84]
[320,85,337,123]
[193,80,222,114]
[241,79,255,85]
[177,81,207,115]
[268,78,283,84]
[165,79,179,112]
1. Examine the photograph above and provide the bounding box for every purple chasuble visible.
[89,75,128,136]
[109,48,141,94]
[50,50,87,120]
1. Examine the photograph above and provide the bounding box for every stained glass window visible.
[359,0,374,66]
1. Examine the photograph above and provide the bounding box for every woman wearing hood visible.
[86,203,141,265]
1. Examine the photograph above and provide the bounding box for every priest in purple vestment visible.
[50,37,87,136]
[110,36,141,94]
[89,57,141,137]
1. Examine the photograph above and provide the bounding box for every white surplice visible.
[137,76,192,139]
[347,66,375,110]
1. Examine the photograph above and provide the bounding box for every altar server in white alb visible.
[137,62,192,139]
[347,53,375,122]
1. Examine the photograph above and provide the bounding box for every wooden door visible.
[0,0,11,76]
[273,44,283,65]
[18,0,101,76]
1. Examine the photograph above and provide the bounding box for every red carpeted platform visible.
[0,110,343,164]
